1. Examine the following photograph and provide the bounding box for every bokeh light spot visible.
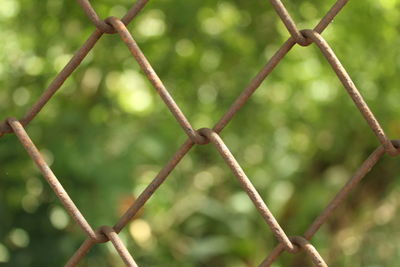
[9,228,30,248]
[50,206,70,230]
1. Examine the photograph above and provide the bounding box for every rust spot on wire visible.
[2,0,400,266]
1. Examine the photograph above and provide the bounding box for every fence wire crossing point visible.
[1,0,399,266]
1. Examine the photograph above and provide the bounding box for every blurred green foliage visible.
[1,0,400,266]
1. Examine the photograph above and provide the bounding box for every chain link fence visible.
[1,0,399,266]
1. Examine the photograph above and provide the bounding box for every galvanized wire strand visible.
[289,236,328,267]
[77,0,116,33]
[121,0,150,26]
[101,226,139,267]
[303,29,398,156]
[313,0,349,34]
[7,118,106,243]
[214,0,349,134]
[0,0,150,138]
[65,138,195,266]
[269,0,349,46]
[0,31,102,136]
[113,139,195,232]
[64,238,95,267]
[269,0,309,46]
[2,0,399,266]
[107,17,207,145]
[260,145,391,266]
[199,128,297,253]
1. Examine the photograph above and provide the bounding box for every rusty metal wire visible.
[2,0,400,266]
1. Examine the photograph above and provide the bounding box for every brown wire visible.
[2,0,399,266]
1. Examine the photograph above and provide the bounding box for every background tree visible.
[1,0,400,266]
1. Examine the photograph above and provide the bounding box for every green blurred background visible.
[1,0,400,266]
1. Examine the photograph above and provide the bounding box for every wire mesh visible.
[1,0,399,266]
